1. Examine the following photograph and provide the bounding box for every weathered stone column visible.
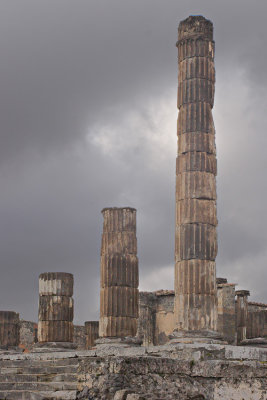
[85,321,99,349]
[38,272,74,343]
[236,290,250,344]
[0,311,20,348]
[99,207,139,338]
[217,278,236,344]
[174,16,218,340]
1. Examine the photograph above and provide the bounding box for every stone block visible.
[178,78,214,108]
[100,287,139,318]
[178,132,216,155]
[99,316,137,338]
[101,254,139,288]
[176,198,217,226]
[38,296,73,321]
[176,152,217,174]
[38,321,73,343]
[39,272,73,297]
[177,102,214,134]
[175,260,216,295]
[176,172,216,200]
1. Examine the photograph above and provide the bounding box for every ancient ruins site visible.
[0,15,266,400]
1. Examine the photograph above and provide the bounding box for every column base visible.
[95,337,142,349]
[240,338,267,348]
[169,329,225,345]
[32,341,77,352]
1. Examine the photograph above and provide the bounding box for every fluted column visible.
[0,311,19,348]
[38,272,74,343]
[85,321,99,349]
[174,16,218,335]
[99,207,139,338]
[236,290,250,344]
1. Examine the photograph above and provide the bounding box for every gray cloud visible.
[0,0,266,323]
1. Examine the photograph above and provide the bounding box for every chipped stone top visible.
[140,290,175,297]
[236,290,250,297]
[178,15,213,41]
[0,311,19,323]
[101,207,136,213]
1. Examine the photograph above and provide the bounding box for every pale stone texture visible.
[216,279,236,344]
[236,290,250,344]
[99,207,139,338]
[174,15,218,335]
[38,272,74,343]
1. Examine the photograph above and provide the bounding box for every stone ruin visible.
[0,15,267,400]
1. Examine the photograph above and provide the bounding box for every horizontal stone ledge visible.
[176,171,217,200]
[176,199,217,225]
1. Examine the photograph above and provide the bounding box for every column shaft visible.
[174,16,218,333]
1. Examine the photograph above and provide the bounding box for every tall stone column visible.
[0,311,20,348]
[236,290,250,344]
[174,16,218,339]
[99,207,139,338]
[38,272,74,344]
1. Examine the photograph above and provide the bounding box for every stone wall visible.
[77,343,267,399]
[217,281,236,344]
[247,302,267,339]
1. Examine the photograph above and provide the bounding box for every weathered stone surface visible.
[38,296,73,321]
[100,287,139,318]
[39,272,73,297]
[99,316,137,338]
[100,207,139,338]
[174,16,218,335]
[236,290,250,344]
[217,283,236,344]
[175,224,217,261]
[19,320,38,351]
[38,321,73,343]
[176,172,216,200]
[0,311,20,347]
[176,151,217,174]
[176,199,217,225]
[38,273,74,343]
[178,132,216,155]
[101,254,139,288]
[84,321,99,349]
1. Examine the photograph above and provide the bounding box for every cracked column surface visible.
[0,311,20,347]
[99,207,139,338]
[38,272,74,342]
[174,16,218,335]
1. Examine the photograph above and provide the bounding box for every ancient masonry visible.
[174,16,218,334]
[100,207,139,338]
[0,15,267,400]
[38,272,74,343]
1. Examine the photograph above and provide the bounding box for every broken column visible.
[235,290,250,344]
[38,272,74,343]
[217,278,236,344]
[99,207,139,339]
[174,16,219,340]
[0,311,20,348]
[85,321,99,349]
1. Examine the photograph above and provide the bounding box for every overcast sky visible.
[0,0,266,324]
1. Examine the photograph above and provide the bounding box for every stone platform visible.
[0,343,266,399]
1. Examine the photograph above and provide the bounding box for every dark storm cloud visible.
[0,0,267,323]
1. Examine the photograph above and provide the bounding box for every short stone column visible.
[99,207,139,338]
[38,272,74,343]
[85,321,99,349]
[173,16,219,342]
[236,290,250,344]
[217,278,236,344]
[0,311,20,348]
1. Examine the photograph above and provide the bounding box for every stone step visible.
[0,390,77,400]
[0,358,79,368]
[0,382,77,391]
[0,373,77,383]
[0,365,77,374]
